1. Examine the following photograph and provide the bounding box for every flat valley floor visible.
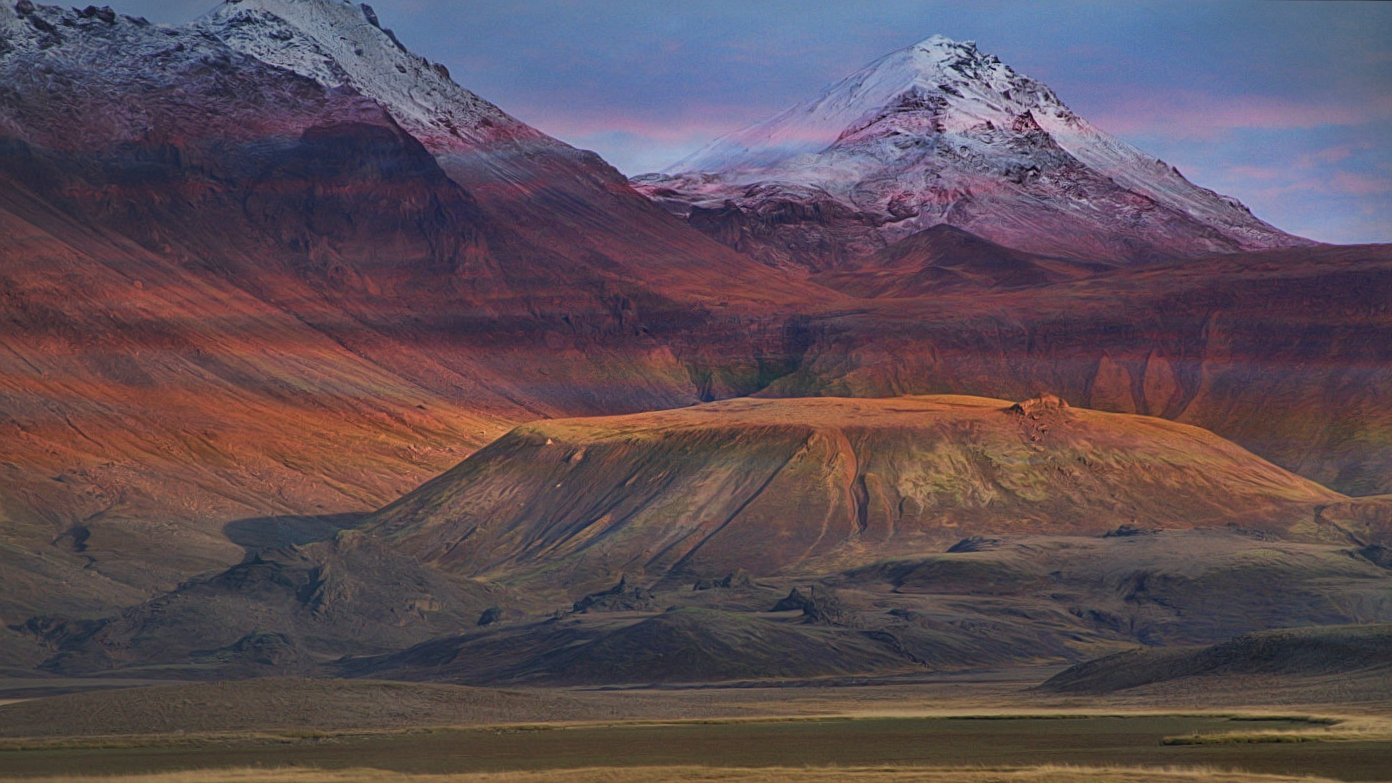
[2,668,1391,782]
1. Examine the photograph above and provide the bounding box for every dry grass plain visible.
[2,712,1390,782]
[0,764,1359,783]
[2,672,1390,782]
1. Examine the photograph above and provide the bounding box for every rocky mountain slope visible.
[201,0,824,309]
[811,224,1105,296]
[774,243,1392,498]
[0,0,832,633]
[635,35,1312,270]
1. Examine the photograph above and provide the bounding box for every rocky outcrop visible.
[1009,393,1069,417]
[571,576,657,613]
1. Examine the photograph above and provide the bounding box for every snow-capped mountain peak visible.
[668,33,1069,175]
[201,0,540,151]
[906,34,1005,76]
[918,33,963,46]
[641,34,1310,266]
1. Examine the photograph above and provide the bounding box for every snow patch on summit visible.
[669,36,1060,174]
[201,0,540,150]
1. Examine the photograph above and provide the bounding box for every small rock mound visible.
[946,536,1000,553]
[768,587,853,626]
[571,576,656,613]
[1103,524,1156,538]
[1008,393,1069,417]
[770,587,811,612]
[536,608,907,684]
[1317,495,1392,555]
[693,570,753,591]
[1357,545,1392,569]
[800,587,854,627]
[190,631,307,676]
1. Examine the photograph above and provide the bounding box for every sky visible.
[116,1,1390,245]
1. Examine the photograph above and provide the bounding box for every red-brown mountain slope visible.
[775,243,1392,497]
[0,0,837,614]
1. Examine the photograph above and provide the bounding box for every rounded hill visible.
[368,395,1342,591]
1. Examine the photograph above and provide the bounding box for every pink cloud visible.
[552,90,1387,146]
[1330,171,1392,197]
[1086,90,1390,139]
[517,104,773,143]
[1227,169,1392,203]
[1223,165,1285,181]
[1314,143,1360,164]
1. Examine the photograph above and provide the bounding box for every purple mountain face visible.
[634,35,1314,271]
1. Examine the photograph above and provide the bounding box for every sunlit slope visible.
[0,0,837,614]
[370,395,1343,588]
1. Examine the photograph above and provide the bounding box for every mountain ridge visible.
[0,0,834,630]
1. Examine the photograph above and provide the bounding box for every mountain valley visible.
[0,2,1390,768]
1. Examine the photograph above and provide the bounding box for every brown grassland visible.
[2,648,1390,782]
[0,763,1360,783]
